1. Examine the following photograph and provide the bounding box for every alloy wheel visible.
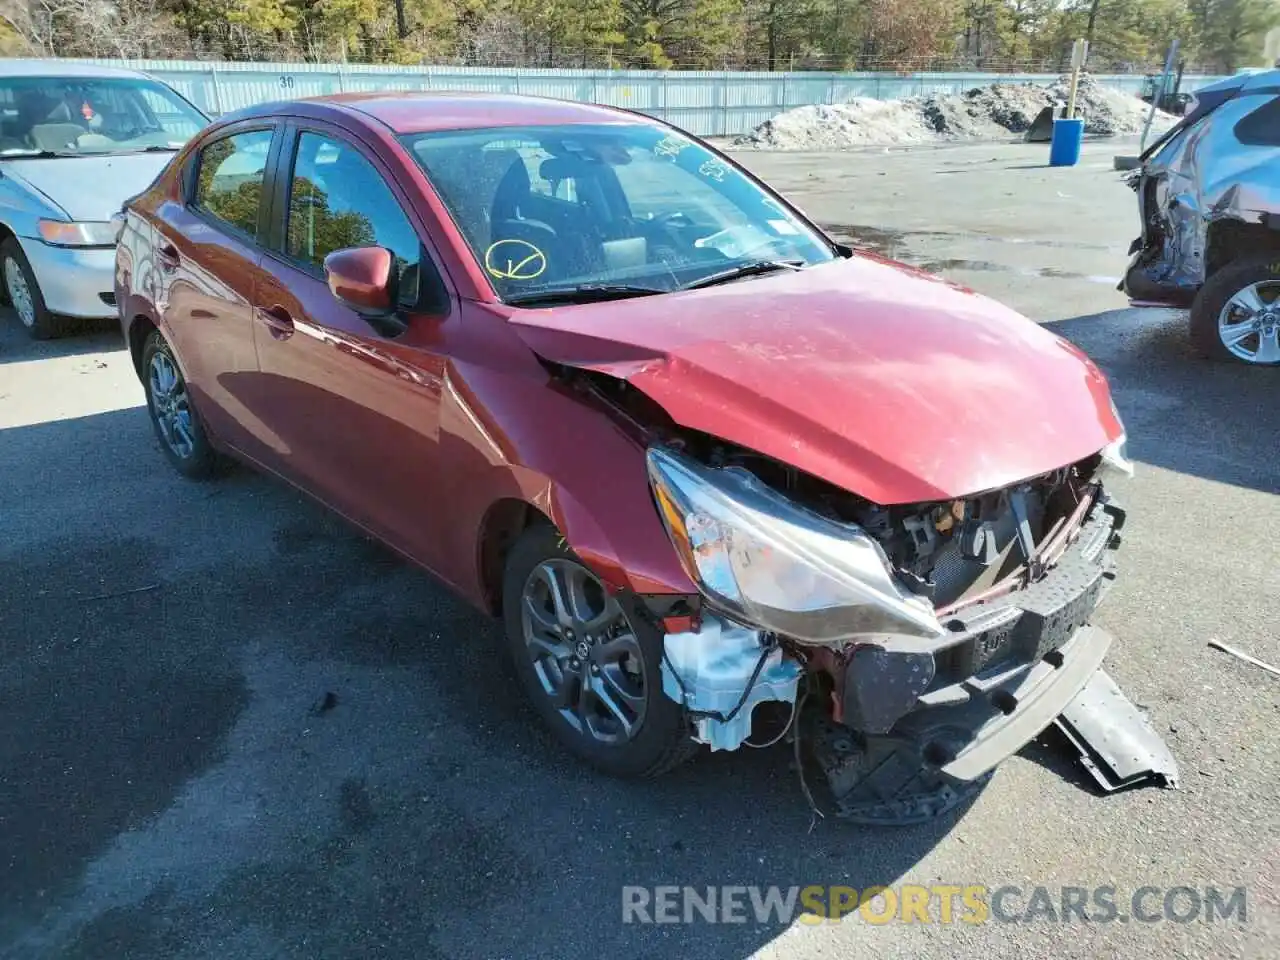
[5,256,35,328]
[148,350,196,459]
[1217,280,1280,364]
[519,558,648,744]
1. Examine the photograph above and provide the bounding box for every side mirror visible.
[324,245,399,318]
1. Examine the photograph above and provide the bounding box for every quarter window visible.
[285,132,421,305]
[194,129,273,239]
[1233,95,1280,146]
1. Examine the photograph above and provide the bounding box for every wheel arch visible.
[476,497,551,616]
[127,314,158,382]
[0,222,15,303]
[466,467,696,619]
[1205,217,1280,278]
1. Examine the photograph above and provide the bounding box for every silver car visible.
[1121,68,1280,365]
[0,60,208,339]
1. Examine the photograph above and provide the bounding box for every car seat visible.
[490,156,610,283]
[423,146,523,253]
[16,90,85,151]
[488,156,571,283]
[28,123,85,152]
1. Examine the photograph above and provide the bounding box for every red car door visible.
[248,123,451,567]
[154,123,283,464]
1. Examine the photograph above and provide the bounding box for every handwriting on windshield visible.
[698,159,728,182]
[484,239,547,280]
[653,136,688,160]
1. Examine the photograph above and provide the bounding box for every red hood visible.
[507,255,1122,505]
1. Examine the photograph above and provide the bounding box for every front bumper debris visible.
[805,623,1176,824]
[656,484,1177,824]
[939,623,1113,784]
[1056,669,1179,791]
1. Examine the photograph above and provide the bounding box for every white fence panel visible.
[59,58,1229,137]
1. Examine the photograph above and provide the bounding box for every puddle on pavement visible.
[822,223,1122,286]
[916,259,1121,286]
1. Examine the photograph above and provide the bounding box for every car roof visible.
[0,58,151,80]
[244,91,644,135]
[1240,67,1280,92]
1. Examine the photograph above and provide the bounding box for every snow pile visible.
[735,75,1177,149]
[735,99,938,150]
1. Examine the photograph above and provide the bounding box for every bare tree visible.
[0,0,185,57]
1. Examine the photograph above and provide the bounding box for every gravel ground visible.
[736,77,1177,150]
[1,136,1277,960]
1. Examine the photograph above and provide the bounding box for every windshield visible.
[403,123,835,300]
[0,76,207,157]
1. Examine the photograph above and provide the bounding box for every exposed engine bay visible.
[556,361,1178,824]
[694,443,1092,611]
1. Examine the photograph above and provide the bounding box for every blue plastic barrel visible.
[1049,118,1085,167]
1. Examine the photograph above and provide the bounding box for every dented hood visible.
[508,256,1122,505]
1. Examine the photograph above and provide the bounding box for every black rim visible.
[520,558,647,744]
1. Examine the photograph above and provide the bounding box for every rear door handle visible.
[256,305,295,340]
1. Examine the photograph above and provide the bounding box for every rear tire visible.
[501,523,696,779]
[1190,255,1280,365]
[141,329,221,480]
[2,237,64,340]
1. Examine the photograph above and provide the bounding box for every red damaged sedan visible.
[116,93,1176,822]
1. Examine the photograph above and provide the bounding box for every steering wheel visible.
[650,210,695,229]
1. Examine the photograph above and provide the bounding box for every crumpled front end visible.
[646,437,1177,823]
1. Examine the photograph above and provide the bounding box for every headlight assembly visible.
[38,219,120,247]
[1099,398,1134,479]
[646,446,944,646]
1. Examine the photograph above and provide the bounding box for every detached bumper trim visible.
[941,624,1112,783]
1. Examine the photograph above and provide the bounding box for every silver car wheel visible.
[148,350,196,459]
[1217,280,1280,365]
[5,256,35,328]
[520,558,648,745]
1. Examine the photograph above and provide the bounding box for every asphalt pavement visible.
[0,136,1277,960]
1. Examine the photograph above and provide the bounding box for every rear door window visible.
[193,129,274,239]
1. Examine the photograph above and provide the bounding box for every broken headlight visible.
[1098,398,1134,479]
[646,446,944,645]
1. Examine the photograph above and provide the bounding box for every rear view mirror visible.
[324,245,398,317]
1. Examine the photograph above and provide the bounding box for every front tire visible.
[501,523,696,778]
[1190,255,1280,365]
[141,329,220,479]
[2,237,63,340]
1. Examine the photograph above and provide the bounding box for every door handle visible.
[256,304,295,340]
[156,243,180,271]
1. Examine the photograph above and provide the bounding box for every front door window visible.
[285,131,422,306]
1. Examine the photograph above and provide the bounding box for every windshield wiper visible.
[679,259,804,291]
[0,144,180,160]
[0,150,77,159]
[505,283,666,306]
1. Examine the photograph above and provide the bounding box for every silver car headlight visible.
[1099,398,1134,479]
[646,447,943,645]
[38,219,120,247]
